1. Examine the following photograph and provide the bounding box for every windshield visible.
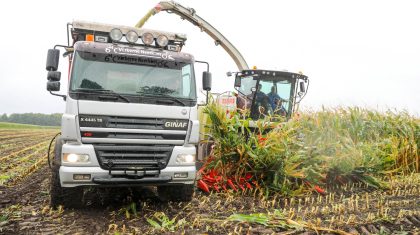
[70,51,196,104]
[236,75,293,118]
[237,76,257,96]
[257,79,292,113]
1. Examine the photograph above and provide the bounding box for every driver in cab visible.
[254,84,272,115]
[268,86,287,116]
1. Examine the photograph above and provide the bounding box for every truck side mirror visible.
[48,71,61,81]
[46,49,60,71]
[47,81,60,91]
[234,76,241,88]
[202,71,212,91]
[299,81,306,93]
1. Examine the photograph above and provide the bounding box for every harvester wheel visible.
[157,184,194,202]
[50,136,84,209]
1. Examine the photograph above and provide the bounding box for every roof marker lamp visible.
[85,34,94,42]
[141,32,154,45]
[156,35,169,47]
[109,28,123,41]
[126,30,139,43]
[63,153,90,163]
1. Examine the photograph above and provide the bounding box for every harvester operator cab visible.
[234,69,308,120]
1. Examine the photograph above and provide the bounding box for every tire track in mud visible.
[0,165,161,234]
[0,165,114,234]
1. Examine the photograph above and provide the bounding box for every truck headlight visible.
[110,28,123,41]
[63,153,90,163]
[176,154,195,164]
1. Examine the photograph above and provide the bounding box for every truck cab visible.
[45,21,207,207]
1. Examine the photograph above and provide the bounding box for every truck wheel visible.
[50,136,84,209]
[157,184,194,202]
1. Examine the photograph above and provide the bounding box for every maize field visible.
[0,107,419,234]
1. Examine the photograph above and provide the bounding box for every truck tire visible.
[157,184,194,202]
[50,136,84,209]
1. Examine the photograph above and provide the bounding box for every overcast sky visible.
[0,0,419,115]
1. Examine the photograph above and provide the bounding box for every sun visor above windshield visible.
[74,42,195,65]
[240,69,308,82]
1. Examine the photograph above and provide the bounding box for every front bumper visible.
[59,143,197,187]
[59,165,196,187]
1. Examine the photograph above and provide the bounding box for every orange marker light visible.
[86,34,94,42]
[252,66,257,70]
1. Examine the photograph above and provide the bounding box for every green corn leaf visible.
[228,213,269,226]
[146,218,162,229]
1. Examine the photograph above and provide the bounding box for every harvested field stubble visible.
[1,171,418,234]
[0,128,58,186]
[0,109,419,234]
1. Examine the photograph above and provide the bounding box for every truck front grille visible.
[81,132,186,140]
[79,115,188,144]
[79,115,188,130]
[94,144,174,171]
[108,116,165,129]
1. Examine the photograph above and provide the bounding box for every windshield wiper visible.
[136,92,188,106]
[71,88,130,103]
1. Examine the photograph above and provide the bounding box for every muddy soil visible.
[0,164,419,234]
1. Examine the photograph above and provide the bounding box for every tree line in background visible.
[0,113,61,126]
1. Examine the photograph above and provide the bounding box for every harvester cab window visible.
[237,76,257,96]
[275,81,292,112]
[259,82,271,94]
[270,82,291,116]
[253,79,292,117]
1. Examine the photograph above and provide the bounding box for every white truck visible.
[45,21,211,207]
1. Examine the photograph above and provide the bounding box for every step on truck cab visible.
[45,21,211,207]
